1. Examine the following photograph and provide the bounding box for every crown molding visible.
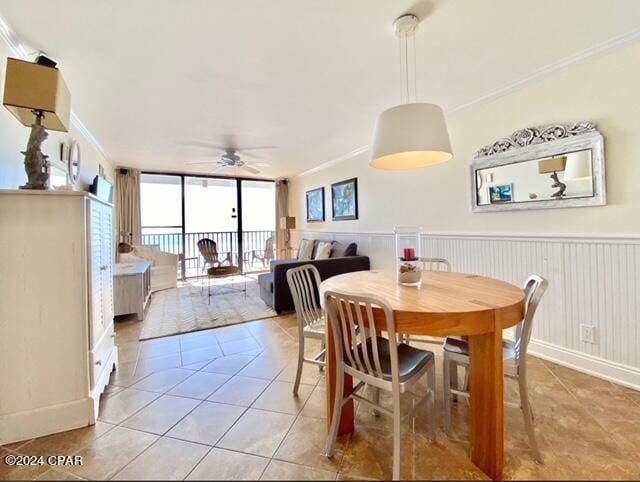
[448,26,640,115]
[0,12,109,161]
[296,144,370,177]
[294,27,640,179]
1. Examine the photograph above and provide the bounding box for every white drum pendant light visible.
[370,14,453,170]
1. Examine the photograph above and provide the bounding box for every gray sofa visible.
[258,240,370,313]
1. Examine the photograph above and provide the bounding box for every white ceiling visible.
[2,0,639,179]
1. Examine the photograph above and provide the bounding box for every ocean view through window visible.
[140,173,275,278]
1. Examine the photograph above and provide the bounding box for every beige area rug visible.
[139,277,277,340]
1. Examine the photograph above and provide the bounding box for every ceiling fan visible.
[185,139,274,174]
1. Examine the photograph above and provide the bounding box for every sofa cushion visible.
[297,239,315,260]
[314,241,333,260]
[330,242,358,258]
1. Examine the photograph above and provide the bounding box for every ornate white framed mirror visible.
[470,123,606,212]
[68,140,81,187]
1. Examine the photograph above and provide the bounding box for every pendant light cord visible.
[397,26,417,104]
[413,33,417,103]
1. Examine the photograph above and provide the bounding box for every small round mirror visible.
[68,141,81,186]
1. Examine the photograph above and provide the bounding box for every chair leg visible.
[443,354,452,433]
[373,387,381,417]
[391,388,402,481]
[293,335,305,396]
[519,374,543,464]
[450,360,459,402]
[426,363,436,441]
[319,339,326,372]
[462,367,469,393]
[324,364,344,458]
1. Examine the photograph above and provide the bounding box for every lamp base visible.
[19,122,50,190]
[550,171,567,198]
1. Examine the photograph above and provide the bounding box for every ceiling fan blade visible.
[236,145,276,152]
[238,165,260,174]
[245,161,271,168]
[211,165,230,174]
[186,160,222,165]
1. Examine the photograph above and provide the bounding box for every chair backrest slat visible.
[324,290,400,385]
[287,264,323,332]
[514,275,548,365]
[365,302,384,378]
[420,257,452,272]
[337,298,359,369]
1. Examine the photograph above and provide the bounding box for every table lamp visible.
[3,56,71,189]
[538,155,567,198]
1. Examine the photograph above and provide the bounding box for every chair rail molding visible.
[292,229,640,390]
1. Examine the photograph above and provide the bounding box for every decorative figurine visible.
[550,172,567,198]
[20,119,49,190]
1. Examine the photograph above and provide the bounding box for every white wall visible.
[0,38,114,191]
[288,42,640,389]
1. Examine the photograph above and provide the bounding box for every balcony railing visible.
[141,229,275,278]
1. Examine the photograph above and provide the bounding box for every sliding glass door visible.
[140,173,275,279]
[242,180,276,270]
[140,173,183,254]
[184,177,238,277]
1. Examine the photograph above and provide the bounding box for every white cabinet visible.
[0,190,118,445]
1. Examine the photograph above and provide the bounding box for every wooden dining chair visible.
[323,289,436,481]
[286,264,327,395]
[442,274,548,463]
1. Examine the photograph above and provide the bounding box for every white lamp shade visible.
[370,102,452,170]
[563,151,592,181]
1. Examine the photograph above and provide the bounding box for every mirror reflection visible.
[476,149,594,205]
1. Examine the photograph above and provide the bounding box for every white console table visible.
[114,261,152,320]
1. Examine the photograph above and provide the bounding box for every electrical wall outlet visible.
[580,324,596,344]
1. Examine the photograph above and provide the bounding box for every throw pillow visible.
[314,241,333,260]
[297,239,315,260]
[330,242,358,258]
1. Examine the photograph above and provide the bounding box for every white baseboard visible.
[529,339,640,391]
[0,398,91,446]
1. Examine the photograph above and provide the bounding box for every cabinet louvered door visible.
[89,200,104,347]
[100,205,114,329]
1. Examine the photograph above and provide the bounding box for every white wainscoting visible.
[291,230,640,390]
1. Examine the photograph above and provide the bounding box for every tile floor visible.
[2,314,640,480]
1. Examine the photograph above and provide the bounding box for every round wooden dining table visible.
[320,270,525,481]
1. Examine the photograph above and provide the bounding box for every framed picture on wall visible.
[331,177,358,221]
[489,183,513,203]
[306,187,325,222]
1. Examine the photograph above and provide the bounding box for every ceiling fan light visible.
[370,103,453,170]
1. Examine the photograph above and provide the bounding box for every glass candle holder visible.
[395,226,422,287]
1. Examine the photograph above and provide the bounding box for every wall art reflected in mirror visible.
[470,123,606,212]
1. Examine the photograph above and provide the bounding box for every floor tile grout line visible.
[111,388,200,431]
[522,361,637,463]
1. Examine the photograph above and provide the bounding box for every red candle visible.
[403,247,415,259]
